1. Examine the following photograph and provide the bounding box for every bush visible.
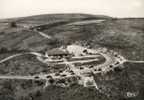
[10,22,17,27]
[0,47,9,53]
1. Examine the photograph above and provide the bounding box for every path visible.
[0,52,45,64]
[33,29,52,39]
[126,60,144,63]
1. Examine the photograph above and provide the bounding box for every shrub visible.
[10,22,17,27]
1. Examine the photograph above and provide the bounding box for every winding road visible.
[0,52,44,64]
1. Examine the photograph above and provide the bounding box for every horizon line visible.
[0,13,144,20]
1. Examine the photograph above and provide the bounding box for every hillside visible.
[0,14,144,100]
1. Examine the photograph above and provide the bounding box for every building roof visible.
[47,48,69,56]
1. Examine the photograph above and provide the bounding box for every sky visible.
[0,0,144,19]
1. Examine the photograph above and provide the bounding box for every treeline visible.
[0,47,27,54]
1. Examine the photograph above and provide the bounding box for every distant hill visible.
[0,13,112,25]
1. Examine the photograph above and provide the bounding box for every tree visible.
[0,47,8,53]
[10,22,17,27]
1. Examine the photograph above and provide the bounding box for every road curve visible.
[0,52,45,64]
